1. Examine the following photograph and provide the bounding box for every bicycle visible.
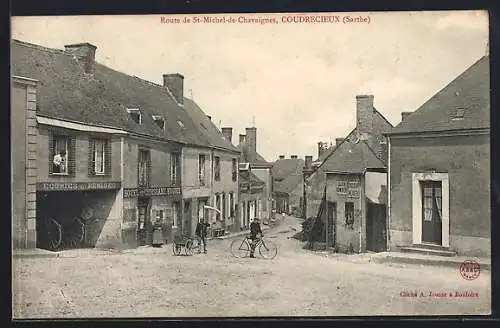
[230,235,278,259]
[172,235,204,256]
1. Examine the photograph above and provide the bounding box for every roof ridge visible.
[373,107,394,128]
[361,140,386,165]
[12,39,71,56]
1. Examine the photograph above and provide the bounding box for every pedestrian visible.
[249,217,263,258]
[195,218,210,253]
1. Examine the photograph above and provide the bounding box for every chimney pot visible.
[221,127,233,143]
[291,155,298,159]
[356,94,375,133]
[279,155,285,159]
[401,112,412,122]
[64,43,97,74]
[163,73,184,105]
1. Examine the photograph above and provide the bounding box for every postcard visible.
[11,10,490,317]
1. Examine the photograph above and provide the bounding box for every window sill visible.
[51,173,69,176]
[94,173,106,176]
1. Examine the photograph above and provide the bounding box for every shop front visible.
[36,181,122,251]
[122,186,182,247]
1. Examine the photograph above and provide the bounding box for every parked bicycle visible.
[172,235,203,256]
[230,235,278,259]
[37,217,63,251]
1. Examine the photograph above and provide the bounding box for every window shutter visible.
[48,132,54,175]
[68,136,77,176]
[105,139,112,177]
[147,151,152,186]
[88,138,95,176]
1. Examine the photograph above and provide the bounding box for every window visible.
[152,115,164,129]
[155,210,164,224]
[172,202,180,227]
[214,156,221,181]
[232,158,237,181]
[138,149,151,187]
[452,107,466,120]
[216,194,221,221]
[127,108,142,124]
[89,139,109,176]
[51,135,69,175]
[170,152,180,185]
[345,202,355,229]
[199,154,206,186]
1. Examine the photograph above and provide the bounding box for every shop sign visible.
[123,186,182,198]
[37,181,121,191]
[336,179,360,198]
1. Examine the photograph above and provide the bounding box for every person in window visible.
[195,218,210,253]
[249,217,263,258]
[53,150,67,173]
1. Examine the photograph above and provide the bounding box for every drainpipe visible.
[387,136,391,252]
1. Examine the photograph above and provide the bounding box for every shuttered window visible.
[138,149,151,187]
[50,133,70,175]
[88,138,112,176]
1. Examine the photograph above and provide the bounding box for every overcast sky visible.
[12,11,488,161]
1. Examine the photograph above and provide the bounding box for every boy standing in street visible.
[249,217,263,258]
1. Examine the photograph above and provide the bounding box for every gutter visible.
[387,135,391,252]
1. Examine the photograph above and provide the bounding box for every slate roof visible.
[390,55,490,134]
[239,170,266,187]
[11,39,238,153]
[238,143,271,167]
[322,139,386,174]
[272,158,305,194]
[182,98,240,152]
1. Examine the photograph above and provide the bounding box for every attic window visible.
[239,163,250,171]
[152,115,165,129]
[177,120,185,128]
[452,107,465,120]
[127,108,142,124]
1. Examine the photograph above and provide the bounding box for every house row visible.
[281,54,490,257]
[11,39,272,251]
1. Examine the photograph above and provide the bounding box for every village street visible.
[13,216,490,318]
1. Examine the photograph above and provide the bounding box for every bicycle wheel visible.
[230,238,250,258]
[47,219,62,251]
[172,243,181,256]
[185,239,194,256]
[259,239,278,259]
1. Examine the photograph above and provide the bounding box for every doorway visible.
[137,197,151,246]
[421,181,443,245]
[183,200,192,236]
[366,201,387,252]
[326,201,336,247]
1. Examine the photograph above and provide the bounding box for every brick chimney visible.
[64,43,97,74]
[221,127,233,143]
[401,112,412,122]
[239,134,246,146]
[335,138,345,147]
[279,155,285,159]
[291,155,298,159]
[317,142,327,158]
[245,127,257,156]
[163,73,184,105]
[356,95,375,133]
[305,156,313,170]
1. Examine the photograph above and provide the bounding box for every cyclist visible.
[249,217,263,258]
[195,218,210,253]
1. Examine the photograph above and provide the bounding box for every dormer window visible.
[152,115,165,129]
[127,108,142,124]
[452,107,465,120]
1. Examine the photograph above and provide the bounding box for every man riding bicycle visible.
[249,217,263,258]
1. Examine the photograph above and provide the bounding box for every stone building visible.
[386,55,490,257]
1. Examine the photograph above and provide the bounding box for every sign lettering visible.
[336,179,360,198]
[37,181,121,191]
[123,186,182,198]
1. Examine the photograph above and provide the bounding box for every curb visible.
[371,255,491,271]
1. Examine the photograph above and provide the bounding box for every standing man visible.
[53,150,66,173]
[249,217,263,258]
[195,218,210,253]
